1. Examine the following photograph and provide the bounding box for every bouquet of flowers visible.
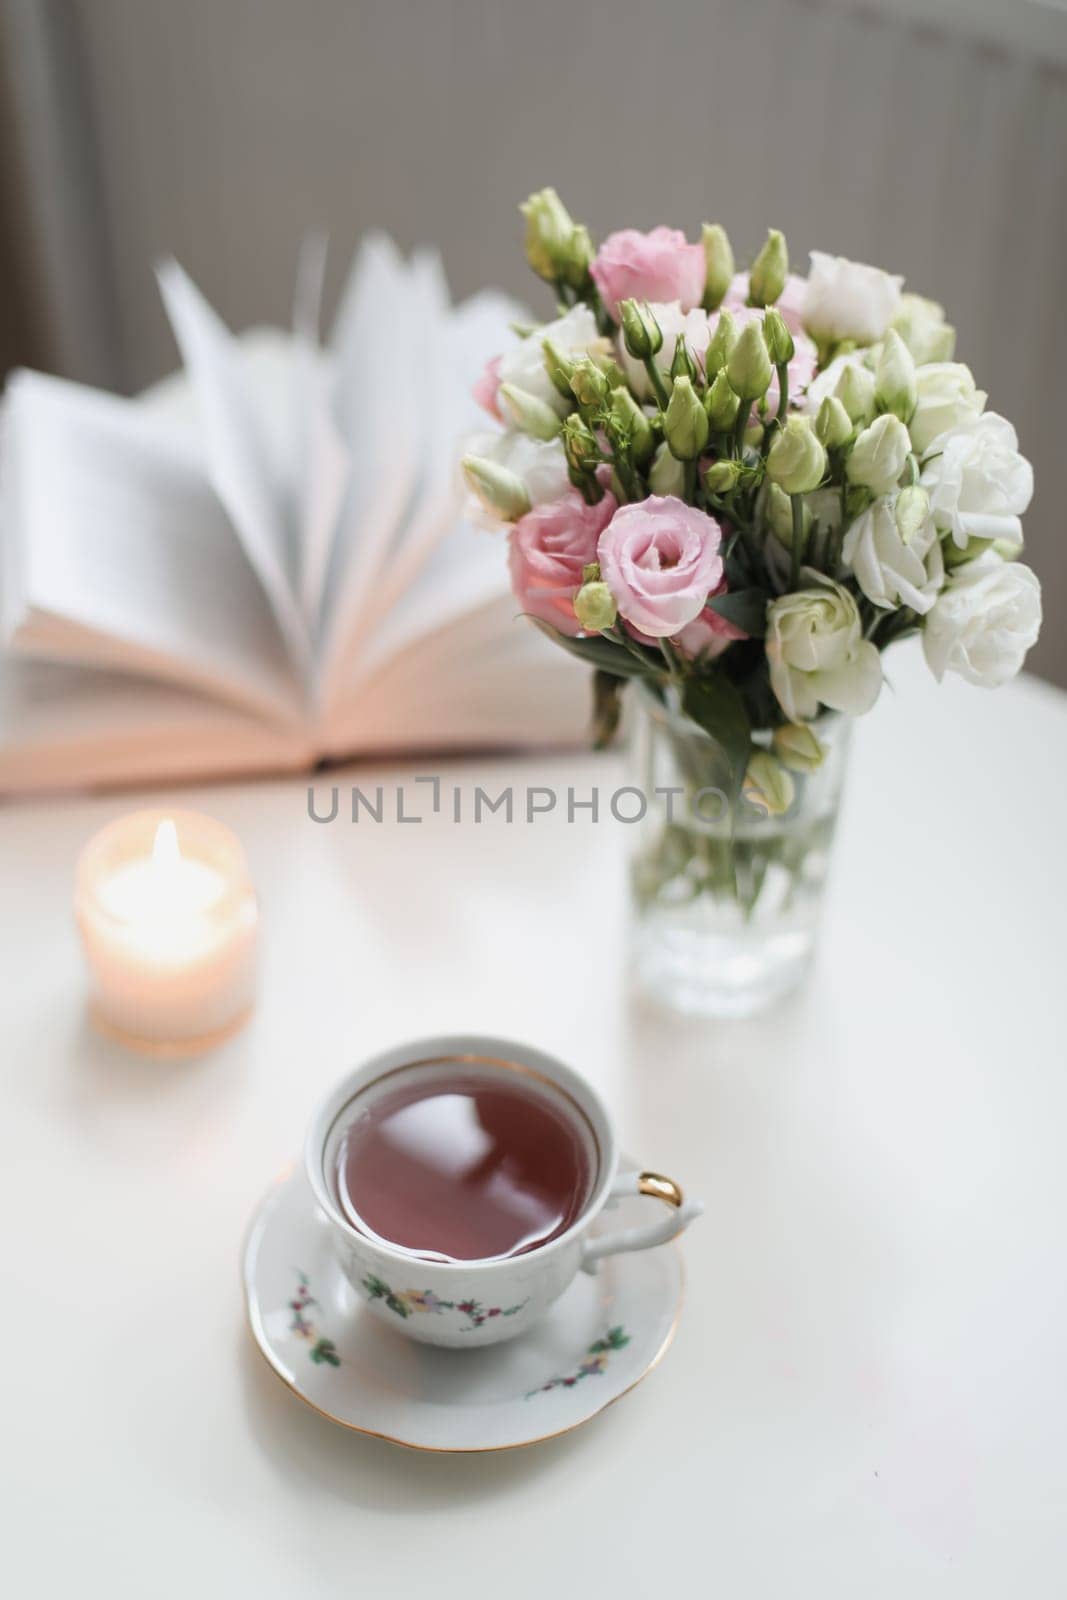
[461,189,1042,810]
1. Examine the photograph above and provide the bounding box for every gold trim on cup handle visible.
[581,1169,703,1274]
[637,1171,684,1208]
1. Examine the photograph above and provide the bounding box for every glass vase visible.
[628,685,851,1018]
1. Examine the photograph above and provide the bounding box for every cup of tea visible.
[303,1034,702,1347]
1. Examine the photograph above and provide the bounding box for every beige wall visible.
[4,0,1066,683]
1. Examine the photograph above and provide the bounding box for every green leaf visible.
[682,673,752,804]
[526,616,658,681]
[705,588,768,638]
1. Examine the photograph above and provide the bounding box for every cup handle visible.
[580,1170,703,1274]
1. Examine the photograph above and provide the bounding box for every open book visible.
[0,239,585,794]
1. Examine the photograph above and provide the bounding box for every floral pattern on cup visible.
[289,1271,340,1366]
[361,1273,528,1330]
[526,1326,630,1397]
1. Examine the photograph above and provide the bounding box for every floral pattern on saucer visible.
[289,1272,340,1366]
[244,1165,684,1451]
[526,1326,630,1397]
[361,1273,528,1330]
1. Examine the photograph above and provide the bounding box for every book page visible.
[314,235,427,711]
[157,260,311,676]
[2,371,301,725]
[324,281,527,719]
[0,660,311,795]
[322,592,588,758]
[288,234,351,629]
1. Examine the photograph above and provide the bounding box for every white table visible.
[4,644,1066,1597]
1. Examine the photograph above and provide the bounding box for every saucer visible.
[243,1162,685,1452]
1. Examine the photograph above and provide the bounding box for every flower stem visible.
[659,639,684,686]
[614,452,640,503]
[775,363,789,425]
[644,357,670,410]
[732,404,749,460]
[789,495,806,590]
[684,459,697,503]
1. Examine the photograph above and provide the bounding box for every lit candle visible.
[75,809,258,1053]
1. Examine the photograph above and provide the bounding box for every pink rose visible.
[472,355,503,421]
[508,488,618,636]
[598,496,724,638]
[591,227,706,320]
[624,580,746,661]
[674,580,747,660]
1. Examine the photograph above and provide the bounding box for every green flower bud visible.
[846,413,911,495]
[772,723,824,773]
[705,309,737,375]
[766,416,827,495]
[561,225,595,290]
[461,455,531,522]
[874,329,917,422]
[562,414,600,476]
[765,482,809,546]
[649,441,686,496]
[520,188,584,283]
[663,375,709,462]
[670,334,698,384]
[894,484,930,545]
[594,354,628,391]
[748,229,789,308]
[814,395,853,450]
[573,580,618,632]
[762,307,795,368]
[835,362,876,424]
[541,337,578,399]
[568,356,609,409]
[742,750,795,816]
[704,458,743,495]
[498,383,563,441]
[727,320,773,402]
[704,369,741,431]
[607,386,655,467]
[701,223,735,311]
[619,300,663,361]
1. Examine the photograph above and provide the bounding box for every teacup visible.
[304,1034,702,1348]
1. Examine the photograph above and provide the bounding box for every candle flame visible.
[152,818,181,869]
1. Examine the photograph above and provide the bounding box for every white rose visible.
[802,350,876,422]
[892,293,956,364]
[462,429,570,529]
[767,574,883,720]
[846,413,912,495]
[842,495,944,615]
[620,301,710,400]
[909,363,986,455]
[803,251,904,345]
[498,304,603,417]
[920,413,1033,549]
[922,555,1042,687]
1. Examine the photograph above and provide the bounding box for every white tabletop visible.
[4,642,1066,1597]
